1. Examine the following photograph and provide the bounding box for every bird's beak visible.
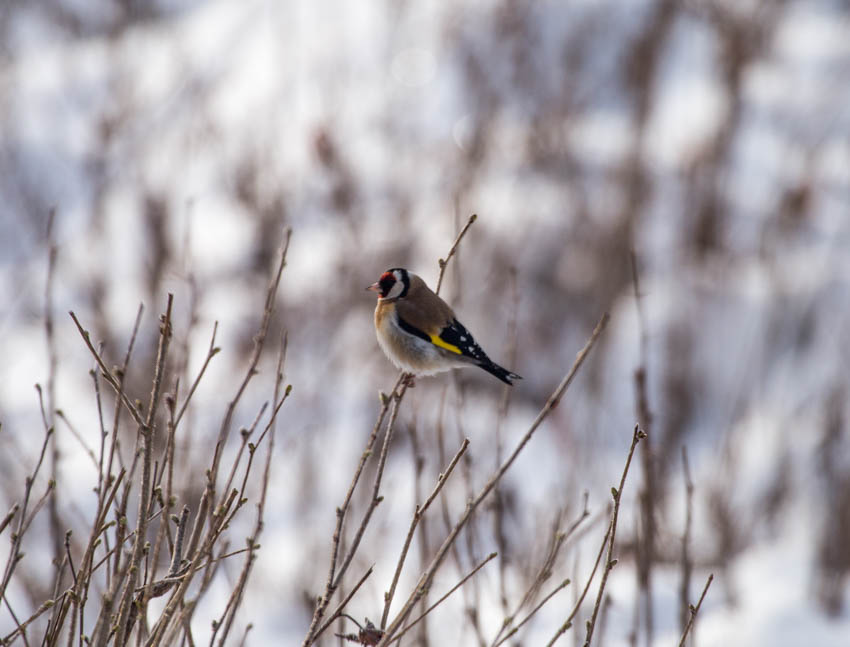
[366,282,381,293]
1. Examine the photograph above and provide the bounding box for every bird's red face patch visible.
[377,272,397,298]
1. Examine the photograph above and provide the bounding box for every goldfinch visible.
[367,268,522,385]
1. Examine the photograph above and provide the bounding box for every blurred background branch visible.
[1,0,849,644]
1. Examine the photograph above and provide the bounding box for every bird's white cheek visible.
[383,281,405,300]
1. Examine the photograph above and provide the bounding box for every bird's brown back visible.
[393,273,455,335]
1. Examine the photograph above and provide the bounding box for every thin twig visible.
[494,578,571,647]
[583,425,646,647]
[114,294,174,645]
[305,215,483,646]
[301,373,406,646]
[545,511,613,647]
[0,406,55,603]
[146,233,291,646]
[381,438,471,628]
[174,322,220,428]
[223,402,269,500]
[1,595,63,644]
[69,312,145,428]
[493,495,589,647]
[678,573,713,647]
[379,313,609,645]
[106,303,144,487]
[0,504,19,538]
[435,213,477,295]
[679,446,694,633]
[215,340,291,646]
[144,379,182,617]
[55,410,99,471]
[388,552,497,645]
[314,566,375,640]
[208,229,292,498]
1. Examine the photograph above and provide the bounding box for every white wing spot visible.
[460,336,467,341]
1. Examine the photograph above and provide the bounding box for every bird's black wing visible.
[436,319,492,362]
[440,319,522,384]
[400,315,521,385]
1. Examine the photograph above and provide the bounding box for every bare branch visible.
[315,566,375,640]
[388,552,497,645]
[435,213,477,296]
[494,578,571,647]
[381,438,471,628]
[69,311,146,427]
[114,293,174,645]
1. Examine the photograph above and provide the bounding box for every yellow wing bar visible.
[429,334,462,354]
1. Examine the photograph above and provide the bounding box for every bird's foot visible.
[402,373,416,389]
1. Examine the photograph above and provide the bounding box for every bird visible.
[367,268,522,385]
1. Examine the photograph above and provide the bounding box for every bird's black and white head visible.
[367,268,410,300]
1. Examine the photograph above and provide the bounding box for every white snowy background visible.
[2,0,850,645]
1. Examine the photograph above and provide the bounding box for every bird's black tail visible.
[479,360,522,386]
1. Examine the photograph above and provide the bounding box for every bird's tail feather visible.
[479,361,522,385]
